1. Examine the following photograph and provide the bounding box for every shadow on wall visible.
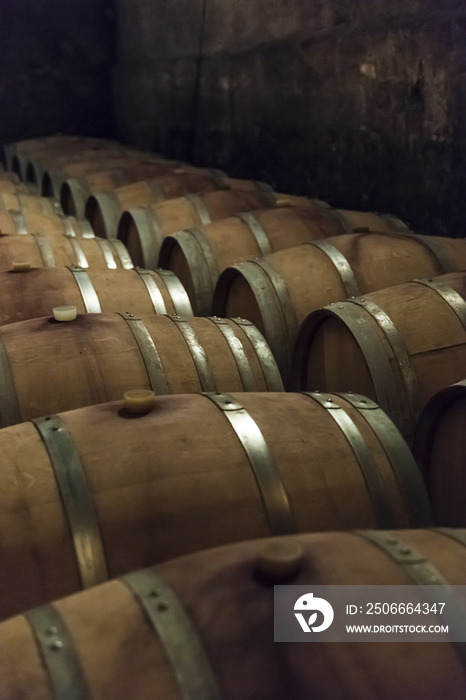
[114,0,466,237]
[0,0,116,143]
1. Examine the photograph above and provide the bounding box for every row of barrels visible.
[1,134,466,698]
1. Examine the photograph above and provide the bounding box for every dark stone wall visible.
[115,0,466,236]
[0,0,116,144]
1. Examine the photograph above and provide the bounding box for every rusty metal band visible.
[413,278,466,331]
[355,529,466,667]
[171,317,216,391]
[303,392,397,528]
[32,415,108,588]
[0,334,21,426]
[95,237,117,269]
[214,262,291,386]
[67,236,89,268]
[34,233,56,267]
[92,191,121,238]
[134,268,168,315]
[231,318,285,392]
[410,234,456,273]
[310,240,362,298]
[119,312,169,395]
[382,214,410,232]
[64,179,92,219]
[186,194,211,225]
[11,209,28,234]
[237,212,272,256]
[147,179,166,202]
[208,316,258,391]
[204,392,296,535]
[25,604,91,700]
[67,266,102,313]
[122,570,223,700]
[108,239,134,269]
[156,269,193,317]
[350,297,423,429]
[129,206,165,270]
[335,392,434,527]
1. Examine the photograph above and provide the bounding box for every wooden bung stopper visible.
[124,389,156,414]
[11,261,31,272]
[53,305,77,322]
[256,539,304,581]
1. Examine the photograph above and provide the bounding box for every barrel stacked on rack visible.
[0,133,465,700]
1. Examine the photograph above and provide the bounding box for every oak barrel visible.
[214,232,466,385]
[293,271,466,441]
[60,162,214,217]
[115,189,305,269]
[0,234,133,272]
[0,266,192,326]
[2,528,466,699]
[160,207,411,315]
[0,209,95,238]
[0,391,430,618]
[0,191,63,215]
[412,380,466,527]
[43,156,181,202]
[2,136,115,175]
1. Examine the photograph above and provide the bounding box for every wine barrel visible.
[214,232,466,386]
[85,174,287,240]
[115,190,313,269]
[3,528,466,700]
[0,209,95,238]
[412,380,466,527]
[61,168,270,219]
[43,155,181,201]
[160,207,412,315]
[8,137,123,181]
[0,391,430,618]
[2,135,112,174]
[26,145,141,189]
[0,234,133,272]
[0,177,37,196]
[0,266,192,326]
[293,271,466,441]
[0,316,283,429]
[0,191,63,215]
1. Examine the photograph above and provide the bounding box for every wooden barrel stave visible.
[213,232,466,386]
[294,271,466,440]
[1,528,465,699]
[0,391,430,619]
[0,267,192,326]
[0,315,283,428]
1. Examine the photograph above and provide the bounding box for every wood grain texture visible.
[0,392,425,618]
[0,528,464,699]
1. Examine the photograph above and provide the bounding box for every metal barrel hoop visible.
[203,392,296,535]
[32,415,108,588]
[237,212,272,256]
[26,604,91,700]
[67,266,102,313]
[67,236,89,268]
[133,268,167,315]
[122,570,223,700]
[335,392,434,527]
[413,278,466,331]
[0,335,21,427]
[118,312,169,395]
[356,529,466,668]
[310,240,362,298]
[302,392,398,528]
[410,235,456,273]
[11,209,28,234]
[128,206,165,270]
[156,268,193,317]
[33,233,56,268]
[186,194,212,226]
[231,317,285,392]
[147,179,166,203]
[170,316,216,391]
[108,238,133,269]
[207,316,258,392]
[94,237,117,269]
